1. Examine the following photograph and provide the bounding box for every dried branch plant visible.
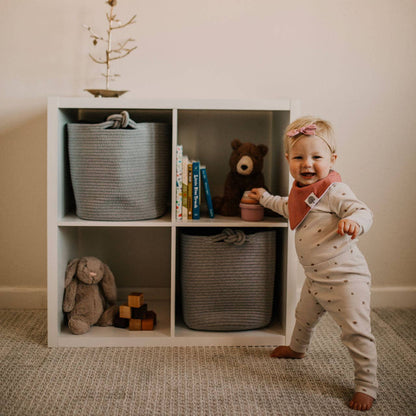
[84,0,137,90]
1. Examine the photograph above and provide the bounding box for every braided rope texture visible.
[180,229,276,331]
[67,114,171,221]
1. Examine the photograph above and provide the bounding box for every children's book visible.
[200,165,214,218]
[182,155,189,221]
[187,162,193,219]
[175,145,183,220]
[192,160,200,220]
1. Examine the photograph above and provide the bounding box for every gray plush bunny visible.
[63,256,118,335]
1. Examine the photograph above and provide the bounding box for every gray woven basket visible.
[67,111,171,221]
[180,228,276,331]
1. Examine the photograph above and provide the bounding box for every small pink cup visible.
[239,202,264,221]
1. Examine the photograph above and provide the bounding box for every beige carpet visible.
[0,308,415,415]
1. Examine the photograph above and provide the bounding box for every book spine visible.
[200,166,214,218]
[192,161,200,220]
[176,145,183,221]
[182,155,188,221]
[187,163,193,219]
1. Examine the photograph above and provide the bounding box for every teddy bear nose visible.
[241,165,248,170]
[89,272,97,278]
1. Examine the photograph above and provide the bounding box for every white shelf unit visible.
[47,97,299,347]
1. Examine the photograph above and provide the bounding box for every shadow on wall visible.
[0,111,47,288]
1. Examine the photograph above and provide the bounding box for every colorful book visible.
[192,160,200,220]
[187,162,193,219]
[200,165,214,218]
[176,145,183,221]
[182,155,189,221]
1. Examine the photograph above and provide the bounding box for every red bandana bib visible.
[288,170,342,230]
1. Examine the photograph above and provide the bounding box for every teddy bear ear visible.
[231,139,242,150]
[257,144,268,157]
[65,258,80,288]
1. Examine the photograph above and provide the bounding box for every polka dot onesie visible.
[260,181,378,399]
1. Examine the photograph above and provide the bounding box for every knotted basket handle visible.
[98,111,138,129]
[211,228,247,246]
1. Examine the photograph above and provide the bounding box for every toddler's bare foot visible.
[270,345,305,358]
[348,392,374,411]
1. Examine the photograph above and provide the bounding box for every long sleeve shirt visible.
[260,182,373,267]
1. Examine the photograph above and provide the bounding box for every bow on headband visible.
[287,123,317,137]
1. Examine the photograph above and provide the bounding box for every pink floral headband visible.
[287,123,335,153]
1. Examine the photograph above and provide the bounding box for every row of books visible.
[176,145,214,220]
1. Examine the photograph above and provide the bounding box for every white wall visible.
[1,0,415,307]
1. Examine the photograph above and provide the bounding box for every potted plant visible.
[84,0,137,97]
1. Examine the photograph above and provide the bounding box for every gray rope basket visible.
[67,111,171,221]
[180,228,276,331]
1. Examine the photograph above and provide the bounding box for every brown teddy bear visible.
[213,139,268,216]
[63,256,118,335]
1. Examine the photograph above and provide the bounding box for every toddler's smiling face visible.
[286,135,337,187]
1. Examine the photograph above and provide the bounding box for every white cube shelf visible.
[47,97,299,347]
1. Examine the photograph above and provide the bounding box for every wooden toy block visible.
[141,318,154,330]
[113,315,129,328]
[129,319,142,331]
[128,292,144,308]
[131,304,148,319]
[146,310,157,325]
[119,304,131,319]
[142,310,157,330]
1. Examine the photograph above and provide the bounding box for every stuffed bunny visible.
[63,256,118,335]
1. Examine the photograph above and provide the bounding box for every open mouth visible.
[301,172,315,178]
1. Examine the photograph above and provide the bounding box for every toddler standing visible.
[249,116,377,411]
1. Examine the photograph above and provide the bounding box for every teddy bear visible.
[63,256,118,335]
[213,139,268,216]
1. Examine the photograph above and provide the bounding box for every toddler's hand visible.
[247,188,266,201]
[338,219,360,240]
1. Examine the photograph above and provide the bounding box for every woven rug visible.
[0,308,415,416]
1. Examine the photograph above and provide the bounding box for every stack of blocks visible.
[114,292,157,331]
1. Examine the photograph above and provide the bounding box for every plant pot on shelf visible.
[84,89,128,98]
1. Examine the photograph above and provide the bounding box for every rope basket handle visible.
[98,111,138,129]
[210,228,248,246]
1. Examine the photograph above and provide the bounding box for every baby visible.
[249,116,377,411]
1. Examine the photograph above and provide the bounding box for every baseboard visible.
[293,286,416,309]
[0,287,47,309]
[1,286,415,309]
[370,286,416,308]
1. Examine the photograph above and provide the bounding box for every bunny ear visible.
[65,258,79,288]
[100,264,117,304]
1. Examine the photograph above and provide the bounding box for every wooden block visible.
[131,304,147,319]
[142,310,157,330]
[119,304,131,319]
[128,292,144,308]
[113,315,129,329]
[141,318,154,331]
[146,310,157,325]
[129,319,142,331]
